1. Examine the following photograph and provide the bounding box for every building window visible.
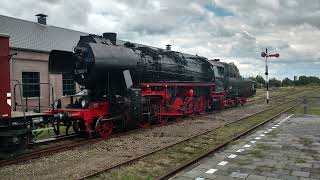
[22,72,40,97]
[63,74,76,96]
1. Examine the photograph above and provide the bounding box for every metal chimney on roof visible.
[36,14,47,25]
[166,44,171,51]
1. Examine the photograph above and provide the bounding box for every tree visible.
[297,76,308,85]
[269,78,281,87]
[282,78,293,87]
[255,75,266,88]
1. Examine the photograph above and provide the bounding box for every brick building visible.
[0,14,88,112]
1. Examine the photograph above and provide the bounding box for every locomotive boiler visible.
[50,33,214,90]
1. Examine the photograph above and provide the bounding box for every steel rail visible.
[77,98,300,180]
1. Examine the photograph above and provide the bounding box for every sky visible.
[0,0,319,80]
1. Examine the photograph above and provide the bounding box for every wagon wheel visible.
[95,117,113,139]
[159,116,168,125]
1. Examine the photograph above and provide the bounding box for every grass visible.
[255,143,270,151]
[247,149,264,158]
[268,130,279,138]
[33,126,75,140]
[295,158,306,163]
[300,137,313,146]
[287,90,320,115]
[308,108,320,115]
[236,159,253,166]
[255,165,276,172]
[249,86,300,101]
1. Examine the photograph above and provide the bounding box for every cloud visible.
[0,0,319,80]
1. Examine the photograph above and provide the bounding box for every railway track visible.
[77,98,301,179]
[0,89,307,168]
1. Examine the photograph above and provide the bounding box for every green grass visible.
[268,130,279,138]
[247,149,264,158]
[33,126,74,140]
[255,165,276,172]
[300,137,313,146]
[309,108,320,115]
[287,90,320,115]
[255,143,270,151]
[295,158,306,163]
[236,159,253,166]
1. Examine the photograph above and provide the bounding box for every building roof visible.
[0,14,204,60]
[0,15,88,52]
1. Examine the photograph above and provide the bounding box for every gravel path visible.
[0,103,272,179]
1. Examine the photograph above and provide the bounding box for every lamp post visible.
[261,49,279,103]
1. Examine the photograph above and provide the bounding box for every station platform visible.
[172,114,320,180]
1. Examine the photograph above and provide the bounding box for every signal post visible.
[261,49,279,103]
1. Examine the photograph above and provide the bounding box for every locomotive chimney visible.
[166,44,171,51]
[36,14,47,25]
[103,32,117,45]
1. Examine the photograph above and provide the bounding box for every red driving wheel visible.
[95,118,113,138]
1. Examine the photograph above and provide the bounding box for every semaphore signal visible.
[261,48,280,103]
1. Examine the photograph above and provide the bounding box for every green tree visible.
[269,78,281,87]
[255,75,266,88]
[297,76,308,85]
[282,78,293,87]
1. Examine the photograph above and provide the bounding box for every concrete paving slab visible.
[172,114,320,180]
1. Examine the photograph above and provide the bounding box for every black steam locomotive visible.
[48,33,255,138]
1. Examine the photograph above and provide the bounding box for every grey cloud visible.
[0,0,319,79]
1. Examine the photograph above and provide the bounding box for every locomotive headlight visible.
[81,100,87,108]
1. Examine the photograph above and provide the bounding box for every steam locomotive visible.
[48,32,255,138]
[0,33,255,155]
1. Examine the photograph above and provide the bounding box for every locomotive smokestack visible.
[166,44,171,51]
[103,32,117,45]
[36,14,47,25]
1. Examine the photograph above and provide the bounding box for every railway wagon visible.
[0,34,55,156]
